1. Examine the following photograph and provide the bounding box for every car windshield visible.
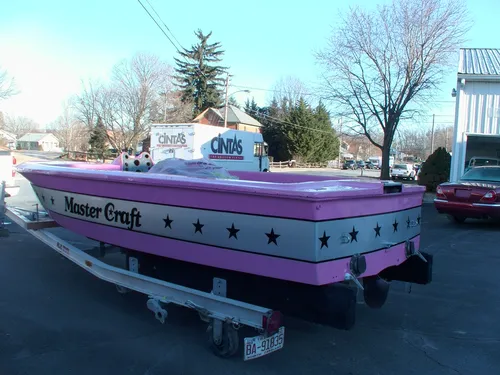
[393,164,406,169]
[461,167,500,182]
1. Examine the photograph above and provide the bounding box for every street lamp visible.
[223,83,250,128]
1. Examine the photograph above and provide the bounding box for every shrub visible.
[417,147,451,192]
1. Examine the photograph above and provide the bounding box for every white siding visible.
[459,81,500,134]
[450,81,500,182]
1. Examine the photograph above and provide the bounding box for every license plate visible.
[243,327,285,361]
[455,189,471,198]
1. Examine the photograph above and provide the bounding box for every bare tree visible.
[72,79,102,132]
[396,127,429,160]
[110,52,172,149]
[315,0,471,179]
[4,115,40,137]
[52,101,89,152]
[270,76,310,108]
[151,91,194,123]
[74,52,174,151]
[0,67,18,100]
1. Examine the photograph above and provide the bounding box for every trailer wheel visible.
[206,321,239,358]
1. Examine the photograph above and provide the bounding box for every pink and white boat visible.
[15,152,432,326]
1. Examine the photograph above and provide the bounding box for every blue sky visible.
[0,0,497,131]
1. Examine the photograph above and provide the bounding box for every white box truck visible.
[149,123,270,172]
[368,156,394,169]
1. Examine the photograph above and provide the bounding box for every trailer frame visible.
[1,182,285,360]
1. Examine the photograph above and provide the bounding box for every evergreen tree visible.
[260,98,292,161]
[244,98,259,115]
[173,29,227,116]
[417,147,451,192]
[284,98,317,162]
[311,101,339,162]
[228,96,240,108]
[89,116,108,158]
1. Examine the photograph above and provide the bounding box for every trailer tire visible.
[207,322,239,358]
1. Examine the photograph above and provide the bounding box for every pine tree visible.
[173,29,227,116]
[284,98,317,162]
[260,98,293,161]
[228,96,240,108]
[244,98,259,115]
[311,101,339,162]
[89,116,108,159]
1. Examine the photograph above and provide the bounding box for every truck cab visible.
[254,141,270,172]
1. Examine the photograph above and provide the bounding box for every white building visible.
[450,48,500,182]
[17,133,60,152]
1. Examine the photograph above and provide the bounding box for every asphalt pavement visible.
[1,173,499,375]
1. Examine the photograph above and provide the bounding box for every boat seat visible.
[120,152,154,172]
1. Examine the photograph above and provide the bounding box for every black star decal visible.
[193,219,204,234]
[50,196,55,205]
[163,215,173,229]
[406,216,411,229]
[226,223,240,239]
[319,231,330,249]
[374,223,381,237]
[265,228,280,245]
[41,194,46,202]
[393,218,399,233]
[349,226,359,242]
[417,215,421,225]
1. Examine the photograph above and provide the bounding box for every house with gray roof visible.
[17,132,60,151]
[193,105,263,133]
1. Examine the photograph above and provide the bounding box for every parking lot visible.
[1,173,499,375]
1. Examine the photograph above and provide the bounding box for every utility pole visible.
[338,117,343,169]
[445,126,449,151]
[430,114,435,155]
[223,73,229,128]
[163,92,168,123]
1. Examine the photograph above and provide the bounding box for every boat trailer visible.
[0,181,285,360]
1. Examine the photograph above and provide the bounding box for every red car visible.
[434,166,500,223]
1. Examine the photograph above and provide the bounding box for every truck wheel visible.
[263,168,269,172]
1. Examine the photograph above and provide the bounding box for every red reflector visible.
[85,260,92,267]
[263,311,283,334]
[12,156,16,165]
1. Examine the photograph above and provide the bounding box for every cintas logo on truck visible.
[209,133,244,160]
[155,132,187,148]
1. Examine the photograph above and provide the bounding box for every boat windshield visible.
[461,167,500,182]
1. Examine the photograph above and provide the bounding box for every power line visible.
[143,0,184,52]
[246,108,337,135]
[136,0,181,54]
[136,0,209,81]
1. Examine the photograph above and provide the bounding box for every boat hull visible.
[30,184,422,286]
